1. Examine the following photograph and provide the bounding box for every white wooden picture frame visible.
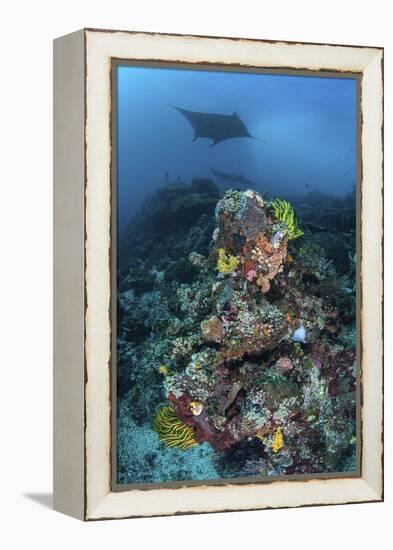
[53,28,383,521]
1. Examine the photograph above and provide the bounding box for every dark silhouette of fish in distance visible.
[210,167,256,188]
[169,105,264,147]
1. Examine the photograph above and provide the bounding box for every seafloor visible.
[116,180,357,484]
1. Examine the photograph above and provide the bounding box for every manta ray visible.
[210,167,256,188]
[169,105,263,147]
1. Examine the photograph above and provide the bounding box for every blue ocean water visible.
[117,65,356,237]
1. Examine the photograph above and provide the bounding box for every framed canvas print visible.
[53,29,383,520]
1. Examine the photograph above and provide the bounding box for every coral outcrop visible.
[117,183,357,482]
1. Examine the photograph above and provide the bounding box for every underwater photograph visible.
[114,63,358,486]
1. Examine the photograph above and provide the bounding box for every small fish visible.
[286,254,294,264]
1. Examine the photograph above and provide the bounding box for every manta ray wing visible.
[210,166,256,187]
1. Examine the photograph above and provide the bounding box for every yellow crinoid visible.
[270,198,303,240]
[153,405,198,450]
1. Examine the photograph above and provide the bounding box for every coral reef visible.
[117,402,218,483]
[117,182,357,483]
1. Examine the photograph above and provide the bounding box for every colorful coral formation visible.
[117,181,357,483]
